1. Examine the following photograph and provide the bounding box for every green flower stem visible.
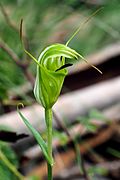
[45,108,53,180]
[0,150,25,180]
[47,163,52,180]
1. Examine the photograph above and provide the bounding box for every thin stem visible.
[0,150,24,180]
[81,155,90,180]
[45,108,53,180]
[47,163,52,180]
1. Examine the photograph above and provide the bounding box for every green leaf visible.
[0,164,17,180]
[107,148,120,158]
[86,124,97,132]
[88,166,107,176]
[28,176,41,180]
[17,106,52,165]
[53,130,68,145]
[89,109,106,121]
[77,116,97,132]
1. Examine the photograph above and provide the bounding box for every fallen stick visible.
[0,77,120,133]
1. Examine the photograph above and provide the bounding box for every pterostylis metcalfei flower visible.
[18,9,102,180]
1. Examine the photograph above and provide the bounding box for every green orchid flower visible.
[34,44,80,109]
[18,9,102,180]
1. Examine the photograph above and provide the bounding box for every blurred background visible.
[0,0,120,179]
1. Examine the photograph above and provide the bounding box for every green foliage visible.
[0,124,39,179]
[53,130,68,145]
[107,148,120,158]
[28,176,40,180]
[0,141,18,180]
[77,115,97,132]
[77,109,107,132]
[89,109,107,121]
[0,53,25,99]
[88,166,108,178]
